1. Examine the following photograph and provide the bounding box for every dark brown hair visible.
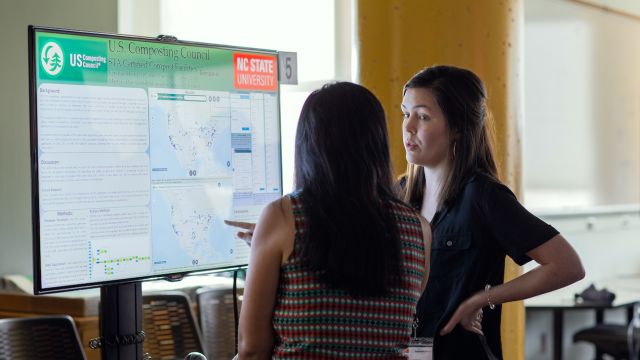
[401,65,499,210]
[295,82,401,296]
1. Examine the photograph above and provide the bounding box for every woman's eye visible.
[402,112,410,119]
[418,114,430,121]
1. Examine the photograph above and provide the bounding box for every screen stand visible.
[99,282,144,360]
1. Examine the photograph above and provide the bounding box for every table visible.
[525,277,640,360]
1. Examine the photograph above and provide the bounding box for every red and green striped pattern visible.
[272,194,426,359]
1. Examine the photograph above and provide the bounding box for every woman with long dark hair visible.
[237,82,431,359]
[400,65,584,359]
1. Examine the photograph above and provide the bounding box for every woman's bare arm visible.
[441,234,584,335]
[237,198,294,359]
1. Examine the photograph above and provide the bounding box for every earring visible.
[452,142,457,160]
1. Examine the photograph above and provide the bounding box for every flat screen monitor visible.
[28,26,282,294]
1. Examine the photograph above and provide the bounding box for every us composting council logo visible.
[41,41,64,76]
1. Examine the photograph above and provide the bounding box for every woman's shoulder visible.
[467,170,500,186]
[463,171,508,197]
[459,171,526,222]
[253,196,296,257]
[259,196,295,229]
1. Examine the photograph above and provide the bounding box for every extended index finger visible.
[224,220,256,231]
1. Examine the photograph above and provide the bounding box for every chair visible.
[574,303,640,359]
[196,286,243,359]
[574,324,640,359]
[142,291,205,360]
[0,315,86,360]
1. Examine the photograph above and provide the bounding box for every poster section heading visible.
[36,32,278,92]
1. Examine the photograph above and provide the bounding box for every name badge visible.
[407,337,433,360]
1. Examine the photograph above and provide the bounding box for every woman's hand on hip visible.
[440,292,485,336]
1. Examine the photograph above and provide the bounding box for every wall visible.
[0,0,117,276]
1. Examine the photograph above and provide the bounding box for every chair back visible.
[0,315,86,360]
[142,291,205,360]
[573,302,640,359]
[196,287,243,359]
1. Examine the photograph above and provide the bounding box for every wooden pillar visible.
[356,1,524,358]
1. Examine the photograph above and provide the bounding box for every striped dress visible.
[271,193,426,359]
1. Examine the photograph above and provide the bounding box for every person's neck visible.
[423,162,450,198]
[421,161,451,221]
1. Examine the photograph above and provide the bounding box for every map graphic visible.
[149,89,232,180]
[148,88,236,271]
[151,181,235,270]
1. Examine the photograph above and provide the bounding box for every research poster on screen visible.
[35,31,281,289]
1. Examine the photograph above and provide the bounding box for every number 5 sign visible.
[278,51,298,85]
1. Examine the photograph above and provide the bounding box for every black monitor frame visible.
[29,25,283,294]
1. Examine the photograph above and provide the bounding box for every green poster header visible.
[35,31,276,92]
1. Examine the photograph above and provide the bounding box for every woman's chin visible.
[405,154,425,166]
